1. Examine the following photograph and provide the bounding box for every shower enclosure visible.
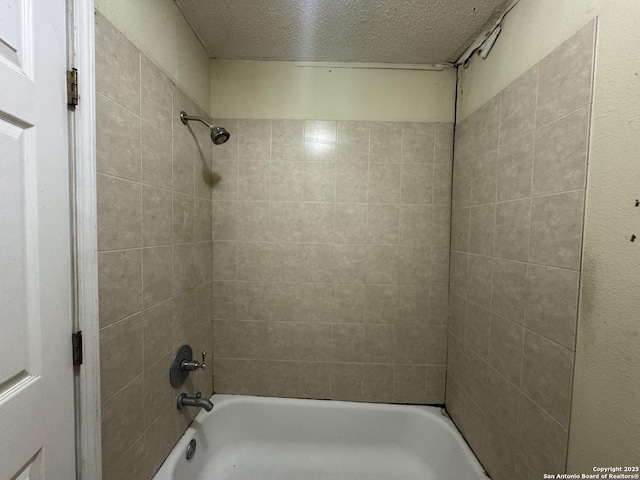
[93,1,614,479]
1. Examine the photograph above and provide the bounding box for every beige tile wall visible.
[209,119,453,404]
[447,22,595,480]
[96,13,213,480]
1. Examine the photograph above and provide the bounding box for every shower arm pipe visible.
[180,111,212,128]
[180,110,230,145]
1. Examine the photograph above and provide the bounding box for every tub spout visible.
[177,392,213,412]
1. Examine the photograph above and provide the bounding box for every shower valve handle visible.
[200,351,207,370]
[180,351,207,371]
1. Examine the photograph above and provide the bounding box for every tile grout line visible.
[136,50,148,435]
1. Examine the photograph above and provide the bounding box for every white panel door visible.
[0,0,76,478]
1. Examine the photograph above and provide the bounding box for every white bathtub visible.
[154,394,489,480]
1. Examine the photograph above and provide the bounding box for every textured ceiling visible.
[175,0,513,64]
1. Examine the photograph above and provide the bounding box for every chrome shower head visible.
[180,111,230,145]
[210,126,230,145]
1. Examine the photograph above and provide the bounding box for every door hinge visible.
[72,331,83,366]
[67,68,78,109]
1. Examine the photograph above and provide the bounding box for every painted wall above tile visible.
[210,60,457,122]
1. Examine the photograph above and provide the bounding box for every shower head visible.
[210,126,231,145]
[180,111,230,145]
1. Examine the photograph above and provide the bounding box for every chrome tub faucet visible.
[177,392,213,412]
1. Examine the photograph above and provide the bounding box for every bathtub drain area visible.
[201,443,438,480]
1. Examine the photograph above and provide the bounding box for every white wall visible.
[457,0,640,468]
[95,0,211,112]
[210,60,457,122]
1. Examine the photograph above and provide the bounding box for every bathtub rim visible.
[153,394,490,480]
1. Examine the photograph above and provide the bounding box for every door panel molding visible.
[0,0,34,77]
